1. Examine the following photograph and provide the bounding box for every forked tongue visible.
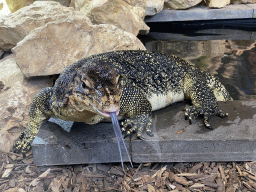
[109,112,133,170]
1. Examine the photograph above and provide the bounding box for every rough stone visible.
[123,0,162,18]
[124,0,147,8]
[165,0,202,10]
[145,0,164,15]
[71,0,107,13]
[0,55,53,152]
[205,0,231,8]
[73,0,150,36]
[12,17,146,77]
[0,1,92,50]
[124,0,164,16]
[34,0,71,7]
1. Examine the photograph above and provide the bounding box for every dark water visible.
[140,28,256,101]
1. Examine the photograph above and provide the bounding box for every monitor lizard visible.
[14,50,232,153]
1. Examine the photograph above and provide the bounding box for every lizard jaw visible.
[89,103,119,118]
[101,110,119,118]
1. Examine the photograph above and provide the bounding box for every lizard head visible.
[71,64,122,118]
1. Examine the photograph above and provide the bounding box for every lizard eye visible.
[82,82,86,88]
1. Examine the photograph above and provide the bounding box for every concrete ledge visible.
[32,100,256,166]
[132,100,256,163]
[145,4,255,22]
[32,122,131,166]
[248,4,256,18]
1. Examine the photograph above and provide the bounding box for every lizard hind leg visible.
[13,87,54,153]
[184,72,230,129]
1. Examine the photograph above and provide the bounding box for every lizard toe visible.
[146,130,154,137]
[137,135,145,140]
[203,116,213,130]
[217,109,229,118]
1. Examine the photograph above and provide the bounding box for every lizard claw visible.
[189,117,193,125]
[137,136,145,140]
[184,105,228,130]
[146,130,154,137]
[203,116,213,130]
[124,131,131,138]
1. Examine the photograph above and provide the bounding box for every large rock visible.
[34,0,71,7]
[71,0,106,13]
[124,0,147,8]
[165,0,202,9]
[12,17,146,77]
[0,55,53,152]
[0,1,92,50]
[125,0,164,16]
[204,0,230,8]
[145,0,164,15]
[73,0,150,36]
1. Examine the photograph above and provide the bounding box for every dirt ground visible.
[1,150,256,192]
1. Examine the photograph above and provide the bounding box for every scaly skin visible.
[14,50,232,153]
[14,87,54,152]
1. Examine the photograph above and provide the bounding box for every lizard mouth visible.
[101,110,119,118]
[89,104,119,118]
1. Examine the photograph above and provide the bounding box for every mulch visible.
[1,150,256,192]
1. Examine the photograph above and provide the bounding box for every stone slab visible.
[48,117,74,132]
[32,100,256,166]
[145,4,254,22]
[132,100,256,163]
[32,121,131,166]
[251,32,256,40]
[247,4,256,18]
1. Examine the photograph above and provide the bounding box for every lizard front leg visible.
[13,87,53,153]
[119,85,153,139]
